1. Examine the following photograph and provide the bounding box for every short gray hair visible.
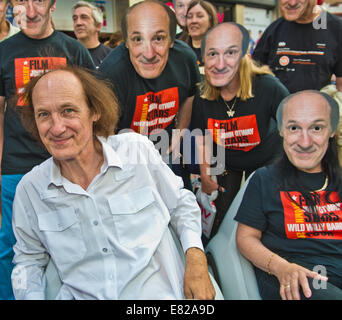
[276,90,340,132]
[72,0,103,25]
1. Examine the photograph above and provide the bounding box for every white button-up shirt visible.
[11,133,203,300]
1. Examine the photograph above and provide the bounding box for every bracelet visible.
[266,253,277,275]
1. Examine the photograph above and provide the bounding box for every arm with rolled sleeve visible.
[145,138,215,299]
[11,183,49,300]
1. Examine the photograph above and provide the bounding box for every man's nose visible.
[25,2,37,19]
[298,130,313,149]
[287,0,299,7]
[143,41,156,60]
[50,114,66,136]
[215,55,226,70]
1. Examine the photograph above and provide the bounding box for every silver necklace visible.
[223,96,237,117]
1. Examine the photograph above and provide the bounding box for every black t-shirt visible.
[0,31,95,175]
[190,74,289,171]
[88,43,112,68]
[235,164,342,278]
[99,40,200,141]
[252,12,342,93]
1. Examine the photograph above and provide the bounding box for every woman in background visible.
[180,0,217,74]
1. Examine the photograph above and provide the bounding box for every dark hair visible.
[16,66,120,145]
[121,0,177,43]
[201,22,250,58]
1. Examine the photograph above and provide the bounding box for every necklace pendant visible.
[227,110,235,117]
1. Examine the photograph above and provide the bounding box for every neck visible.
[220,75,240,101]
[0,19,9,41]
[58,140,104,190]
[191,36,202,49]
[79,36,100,49]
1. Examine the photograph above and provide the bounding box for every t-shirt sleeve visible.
[234,169,268,232]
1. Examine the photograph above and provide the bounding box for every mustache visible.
[285,4,301,9]
[140,57,159,64]
[213,67,229,74]
[26,17,41,23]
[295,145,315,153]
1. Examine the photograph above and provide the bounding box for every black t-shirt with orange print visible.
[99,40,200,141]
[235,164,342,279]
[0,31,95,175]
[190,74,289,171]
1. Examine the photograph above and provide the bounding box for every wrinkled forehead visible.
[203,22,249,57]
[32,71,83,102]
[126,2,170,36]
[282,93,332,125]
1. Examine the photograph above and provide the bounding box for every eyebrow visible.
[207,45,240,51]
[129,30,167,36]
[285,119,328,125]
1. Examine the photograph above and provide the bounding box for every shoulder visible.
[255,73,284,88]
[250,164,278,184]
[16,158,53,192]
[262,17,287,35]
[101,43,112,54]
[0,30,23,48]
[54,31,84,48]
[326,11,342,28]
[254,74,289,96]
[170,40,197,63]
[99,43,130,72]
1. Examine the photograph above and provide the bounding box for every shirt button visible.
[93,220,99,226]
[102,248,108,253]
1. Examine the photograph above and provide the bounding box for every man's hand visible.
[183,247,216,299]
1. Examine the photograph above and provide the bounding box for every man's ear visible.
[330,131,336,138]
[96,22,102,33]
[50,0,57,13]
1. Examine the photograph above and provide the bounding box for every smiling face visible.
[203,23,243,88]
[279,0,317,23]
[12,0,55,39]
[280,92,335,173]
[72,6,100,43]
[125,2,173,79]
[32,70,99,163]
[186,3,210,40]
[174,0,191,28]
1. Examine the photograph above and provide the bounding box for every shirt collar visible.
[48,136,123,188]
